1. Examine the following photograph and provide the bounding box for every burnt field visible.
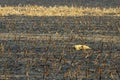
[0,16,120,80]
[0,0,120,8]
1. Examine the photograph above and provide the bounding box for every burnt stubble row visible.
[0,16,120,80]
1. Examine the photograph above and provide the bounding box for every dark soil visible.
[0,0,120,8]
[0,16,120,80]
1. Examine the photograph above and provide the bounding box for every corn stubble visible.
[0,9,119,80]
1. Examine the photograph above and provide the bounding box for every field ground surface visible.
[0,15,120,80]
[0,0,120,8]
[0,1,120,79]
[0,6,120,16]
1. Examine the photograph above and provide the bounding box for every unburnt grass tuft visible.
[0,5,120,16]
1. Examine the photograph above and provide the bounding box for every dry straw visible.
[0,5,120,16]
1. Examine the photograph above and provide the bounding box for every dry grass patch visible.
[0,5,120,16]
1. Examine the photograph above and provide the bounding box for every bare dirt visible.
[0,16,120,80]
